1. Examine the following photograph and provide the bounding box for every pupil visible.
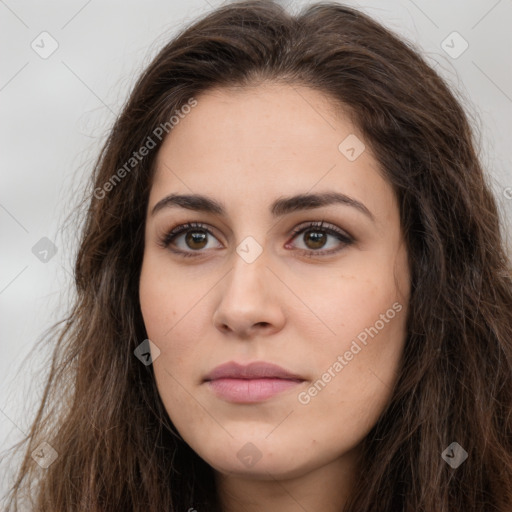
[306,230,326,249]
[186,230,207,249]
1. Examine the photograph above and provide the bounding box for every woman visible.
[5,1,512,510]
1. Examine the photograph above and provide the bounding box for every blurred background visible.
[1,0,511,501]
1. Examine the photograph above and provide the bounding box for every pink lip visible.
[204,361,305,403]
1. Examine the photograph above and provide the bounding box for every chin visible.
[193,440,313,480]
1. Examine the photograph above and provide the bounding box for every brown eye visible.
[303,230,328,250]
[288,221,354,256]
[160,222,223,256]
[185,230,208,250]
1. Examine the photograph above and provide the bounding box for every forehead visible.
[158,83,345,157]
[150,83,394,222]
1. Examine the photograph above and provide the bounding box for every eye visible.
[159,220,353,258]
[158,222,222,257]
[287,220,353,256]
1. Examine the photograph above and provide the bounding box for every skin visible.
[139,82,410,512]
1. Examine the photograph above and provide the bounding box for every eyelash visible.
[158,220,354,258]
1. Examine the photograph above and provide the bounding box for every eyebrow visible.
[151,191,374,221]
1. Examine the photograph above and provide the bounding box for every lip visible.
[204,361,305,403]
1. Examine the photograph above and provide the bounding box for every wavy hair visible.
[4,1,512,510]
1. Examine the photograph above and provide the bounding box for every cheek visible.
[139,254,187,364]
[139,252,214,378]
[139,249,199,337]
[299,303,407,450]
[295,265,406,354]
[139,259,203,427]
[295,255,408,422]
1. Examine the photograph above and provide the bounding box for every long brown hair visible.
[4,1,512,510]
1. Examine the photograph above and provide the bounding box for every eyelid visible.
[289,220,352,240]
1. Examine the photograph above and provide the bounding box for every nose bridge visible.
[225,237,269,301]
[226,211,269,284]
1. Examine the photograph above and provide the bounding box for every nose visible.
[212,249,286,339]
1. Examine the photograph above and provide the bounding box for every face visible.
[139,83,410,480]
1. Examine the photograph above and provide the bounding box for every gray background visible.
[1,0,511,500]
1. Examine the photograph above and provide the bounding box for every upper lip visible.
[204,361,304,381]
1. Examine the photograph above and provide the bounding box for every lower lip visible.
[206,378,303,403]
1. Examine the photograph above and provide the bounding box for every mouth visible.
[203,361,306,403]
